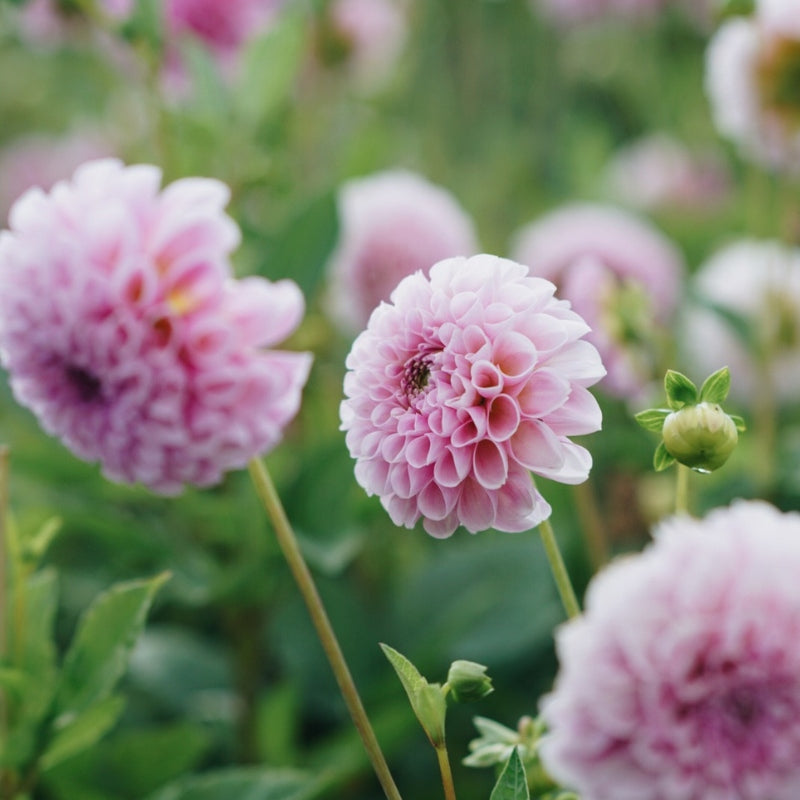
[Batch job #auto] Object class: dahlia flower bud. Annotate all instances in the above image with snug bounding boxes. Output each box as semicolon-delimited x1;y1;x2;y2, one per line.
446;660;494;704
635;367;745;473
341;254;606;538
662;402;739;472
0;158;312;494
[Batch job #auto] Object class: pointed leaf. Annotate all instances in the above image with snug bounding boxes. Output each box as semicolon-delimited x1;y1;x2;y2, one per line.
664;370;698;410
40;695;126;771
633;408;670;433
654;441;676;472
729;414;746;431
380;643;446;746
56;572;170;717
699;366;731;404
490;747;529;800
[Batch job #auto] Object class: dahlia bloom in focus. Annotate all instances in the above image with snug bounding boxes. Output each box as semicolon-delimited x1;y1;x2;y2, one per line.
511;203;684;399
0;159;311;493
706;3;800;170
684;238;800;404
541;500;800;800
340;254;605;538
326;170;478;331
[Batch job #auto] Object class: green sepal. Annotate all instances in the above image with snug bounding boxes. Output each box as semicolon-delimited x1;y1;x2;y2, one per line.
729;414;747;432
380;643;447;747
653;441;676;472
664;370;698;410
490;747;530;800
698;366;731;404
633;408;670;433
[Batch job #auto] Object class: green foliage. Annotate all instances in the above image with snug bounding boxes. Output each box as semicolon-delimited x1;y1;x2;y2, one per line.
664;370;699;410
490;749;529;800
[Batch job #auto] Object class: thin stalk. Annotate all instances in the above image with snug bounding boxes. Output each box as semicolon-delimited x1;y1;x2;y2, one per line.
537;517;581;619
675;464;690;515
248;458;402;800
435;744;457;800
0;446;8;750
571;480;609;571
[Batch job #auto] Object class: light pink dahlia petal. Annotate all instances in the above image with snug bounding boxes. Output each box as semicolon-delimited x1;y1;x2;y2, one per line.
340;253;604;536
226;277;305;347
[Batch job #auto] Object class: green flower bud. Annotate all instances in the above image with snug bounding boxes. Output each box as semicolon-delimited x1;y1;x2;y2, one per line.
662;402;738;472
446;660;494;703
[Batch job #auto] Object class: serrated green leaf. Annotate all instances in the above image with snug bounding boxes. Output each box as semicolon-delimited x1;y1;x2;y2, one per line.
664;370;698;410
380;643;446;746
490;747;529;800
729;414;747;431
40;695;126;771
633;408;670;433
654;441;676;472
698;366;731;404
55;572;170;717
143;767;312;800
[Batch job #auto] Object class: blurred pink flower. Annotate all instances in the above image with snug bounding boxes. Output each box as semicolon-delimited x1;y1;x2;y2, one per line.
511;203;684;399
340;254;605;538
0;159;311;493
705;5;800;170
541;500;800;800
604;133;730;212
0;129;115;226
326;0;407;90
684;238;800;404
535;0;669;26
326;170;478;331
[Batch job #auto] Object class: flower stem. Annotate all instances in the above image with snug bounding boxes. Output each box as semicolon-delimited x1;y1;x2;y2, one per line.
247;458;403;800
675;464;690;515
435;744;457;800
537;517;581;619
0;446;8;748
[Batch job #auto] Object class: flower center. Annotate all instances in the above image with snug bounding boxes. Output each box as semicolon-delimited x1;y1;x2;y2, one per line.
401;352;435;407
65;364;103;403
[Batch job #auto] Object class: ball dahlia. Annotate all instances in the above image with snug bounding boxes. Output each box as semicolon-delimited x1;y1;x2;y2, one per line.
340;254;605;538
540;500;800;800
0;158;311;494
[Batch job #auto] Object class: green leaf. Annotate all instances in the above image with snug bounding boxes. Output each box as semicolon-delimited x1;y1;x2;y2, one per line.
40;695;126;771
664;370;698;410
237;7;308;125
21;515;61;567
490;747;529;800
380;643;447;746
55;572;170;718
633;408;670;433
144;767;312;800
729;414;747;432
698;366;731;404
654;441;676;472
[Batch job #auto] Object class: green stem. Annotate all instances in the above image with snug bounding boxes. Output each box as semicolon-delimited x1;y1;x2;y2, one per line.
435;744;457;800
0;446;7;762
248;458;403;800
537;517;581;619
571;480;609;571
675;464;690;515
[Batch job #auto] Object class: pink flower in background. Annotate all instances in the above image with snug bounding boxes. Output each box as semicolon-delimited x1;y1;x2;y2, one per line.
340;254;605;538
326;170;478;331
17;0;133;45
0;159;311;493
326;0;408;89
705;5;800;170
604;133;730;212
540;500;800;800
684;238;800;404
0;128;115;225
511;203;684;399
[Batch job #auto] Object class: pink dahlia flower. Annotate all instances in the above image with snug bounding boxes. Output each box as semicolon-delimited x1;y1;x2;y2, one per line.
705;7;800;170
326;170;478;331
540;500;800;800
0;158;311;494
340;254;605;538
683;238;800;404
511;203;684;399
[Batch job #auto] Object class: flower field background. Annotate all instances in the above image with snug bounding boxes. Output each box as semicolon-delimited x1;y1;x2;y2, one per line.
1;1;799;799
